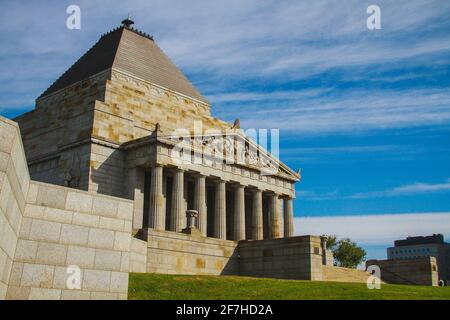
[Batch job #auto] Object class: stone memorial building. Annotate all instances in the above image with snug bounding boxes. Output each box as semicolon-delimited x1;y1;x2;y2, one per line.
0;20;374;300
15;18;299;243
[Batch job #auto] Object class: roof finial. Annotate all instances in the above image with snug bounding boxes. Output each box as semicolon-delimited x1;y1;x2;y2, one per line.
121;15;135;28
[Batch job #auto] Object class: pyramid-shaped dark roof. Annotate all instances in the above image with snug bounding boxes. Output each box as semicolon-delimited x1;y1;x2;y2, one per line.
39;24;207;103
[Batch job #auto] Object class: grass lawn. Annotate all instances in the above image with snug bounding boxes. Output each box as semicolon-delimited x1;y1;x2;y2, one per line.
128;273;450;300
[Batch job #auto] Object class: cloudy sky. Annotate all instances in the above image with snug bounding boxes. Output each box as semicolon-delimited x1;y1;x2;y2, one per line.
1;1;449;259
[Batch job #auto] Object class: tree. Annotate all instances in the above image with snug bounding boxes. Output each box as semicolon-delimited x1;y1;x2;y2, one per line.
326;235;338;250
330;237;366;269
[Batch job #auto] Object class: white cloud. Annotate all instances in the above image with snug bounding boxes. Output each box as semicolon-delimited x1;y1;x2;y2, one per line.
1;0;450;121
391;182;450;194
232;88;450;134
282;145;401;155
350;179;450;199
295;212;450;247
298;179;450;201
296;190;341;201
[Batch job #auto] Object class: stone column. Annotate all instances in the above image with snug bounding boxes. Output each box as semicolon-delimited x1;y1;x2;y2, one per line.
251;189;263;240
148;165;165;230
194;174;207;237
170;169;184;232
214;180;227;239
269;193;282;239
233;184;246;241
283;197;294;237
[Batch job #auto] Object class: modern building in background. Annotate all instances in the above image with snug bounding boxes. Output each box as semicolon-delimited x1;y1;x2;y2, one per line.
387;234;449;283
367;234;448;286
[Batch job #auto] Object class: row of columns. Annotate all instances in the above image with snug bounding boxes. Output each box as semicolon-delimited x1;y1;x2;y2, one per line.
147;165;295;240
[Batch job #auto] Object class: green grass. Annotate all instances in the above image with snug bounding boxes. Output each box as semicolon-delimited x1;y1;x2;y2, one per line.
128;273;450;300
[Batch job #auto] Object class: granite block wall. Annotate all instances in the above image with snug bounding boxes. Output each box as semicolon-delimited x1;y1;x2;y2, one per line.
6;181;134;300
366;257;439;286
0;117;29;299
322;265;370;283
238;236;324;280
27;144;92;190
0;115;137;300
130;238;147;273
14;71;109;189
144;229;239;275
142;231;371;283
99;70;228;145
88;143;126;198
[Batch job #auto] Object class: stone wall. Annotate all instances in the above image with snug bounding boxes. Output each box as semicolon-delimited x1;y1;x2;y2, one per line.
366;257;438;286
139;231;378;283
324;249;334;266
89;143;126;198
238;236;323;280
446;246;450;282
322;265;370;283
130;238;147;273
141;232;370;283
14;71;110;189
144;229;239;275
126;166;146;230
6;181;134;300
0;117;29;299
28;144;92;190
436;244;449;282
100;70;227;144
0;115;137;300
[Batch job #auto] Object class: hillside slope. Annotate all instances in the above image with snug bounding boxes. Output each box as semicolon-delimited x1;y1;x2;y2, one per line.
128;273;450;300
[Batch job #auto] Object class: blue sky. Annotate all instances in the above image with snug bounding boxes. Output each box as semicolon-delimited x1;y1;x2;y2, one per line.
1;0;449;259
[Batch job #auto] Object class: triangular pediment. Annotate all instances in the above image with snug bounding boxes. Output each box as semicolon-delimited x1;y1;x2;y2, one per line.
155;130;300;182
